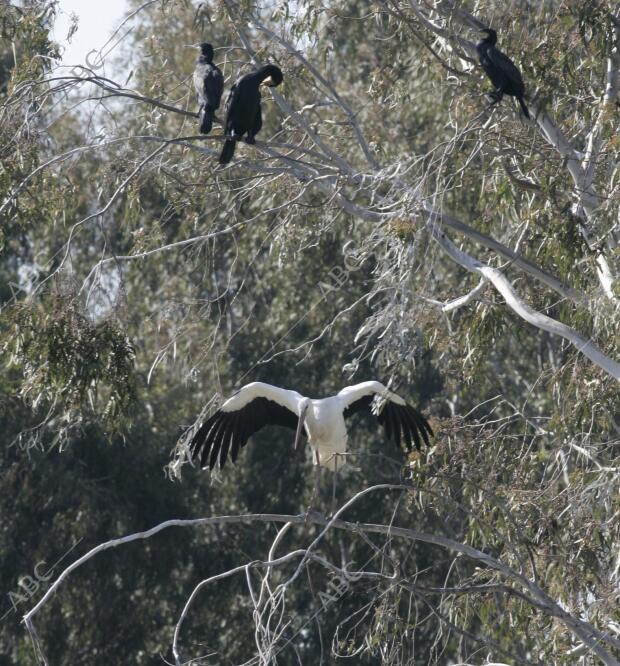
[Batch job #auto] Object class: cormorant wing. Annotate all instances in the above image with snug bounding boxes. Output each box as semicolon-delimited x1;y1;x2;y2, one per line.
340;381;433;452
194;62;224;109
487;46;524;89
203;63;224;109
189;382;303;470
223;81;240;117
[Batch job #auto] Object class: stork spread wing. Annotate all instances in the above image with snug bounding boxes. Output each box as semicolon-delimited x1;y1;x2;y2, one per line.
340;381;433;452
189;383;302;470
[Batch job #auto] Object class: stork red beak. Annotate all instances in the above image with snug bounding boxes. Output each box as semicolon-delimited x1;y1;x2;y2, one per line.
294;403;309;449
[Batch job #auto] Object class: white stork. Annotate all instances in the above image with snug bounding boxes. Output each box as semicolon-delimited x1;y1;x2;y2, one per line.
189;381;433;471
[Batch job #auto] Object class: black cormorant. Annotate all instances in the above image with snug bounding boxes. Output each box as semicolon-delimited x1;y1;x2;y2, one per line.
193;42;224;135
219;64;283;165
477;28;529;119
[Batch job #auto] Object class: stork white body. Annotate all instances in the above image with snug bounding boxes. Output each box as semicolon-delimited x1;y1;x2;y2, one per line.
189;381;432;472
303;395;350;469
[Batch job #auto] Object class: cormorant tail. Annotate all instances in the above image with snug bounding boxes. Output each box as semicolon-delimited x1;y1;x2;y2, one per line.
518;97;530;119
219;139;236;164
200;107;214;134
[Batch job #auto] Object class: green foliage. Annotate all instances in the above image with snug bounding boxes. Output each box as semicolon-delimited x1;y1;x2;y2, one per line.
2;293;137;435
0;0;619;663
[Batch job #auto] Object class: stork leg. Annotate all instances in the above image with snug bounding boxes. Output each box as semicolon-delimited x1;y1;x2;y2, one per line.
330;455;339;517
305;450;323;519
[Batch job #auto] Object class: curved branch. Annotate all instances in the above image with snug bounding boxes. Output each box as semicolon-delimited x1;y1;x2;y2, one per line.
248;18;379;168
428;223;620;381
24;485;620;665
409;0;618;301
9;74;198;119
432;210;590;307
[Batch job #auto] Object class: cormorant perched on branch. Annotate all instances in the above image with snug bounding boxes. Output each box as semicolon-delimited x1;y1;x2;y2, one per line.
193;42;224;135
219;64;283;165
477;28;529;119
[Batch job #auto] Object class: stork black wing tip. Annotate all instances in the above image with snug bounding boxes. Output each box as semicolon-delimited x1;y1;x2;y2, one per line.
208;446;220;470
405;405;434;449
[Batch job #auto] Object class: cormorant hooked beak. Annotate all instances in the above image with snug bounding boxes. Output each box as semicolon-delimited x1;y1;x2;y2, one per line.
294;402;309;450
262;76;275;87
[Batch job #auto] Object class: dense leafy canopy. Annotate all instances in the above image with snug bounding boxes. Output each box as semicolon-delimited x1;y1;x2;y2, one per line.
1;0;619;664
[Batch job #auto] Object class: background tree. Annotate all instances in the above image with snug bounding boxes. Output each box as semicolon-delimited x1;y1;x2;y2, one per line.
1;0;619;664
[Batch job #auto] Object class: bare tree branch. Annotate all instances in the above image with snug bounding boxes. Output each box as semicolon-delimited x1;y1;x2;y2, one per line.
24;485;620;665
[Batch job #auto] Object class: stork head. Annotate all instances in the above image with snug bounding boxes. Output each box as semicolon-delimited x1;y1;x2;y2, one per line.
294;398;311;450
